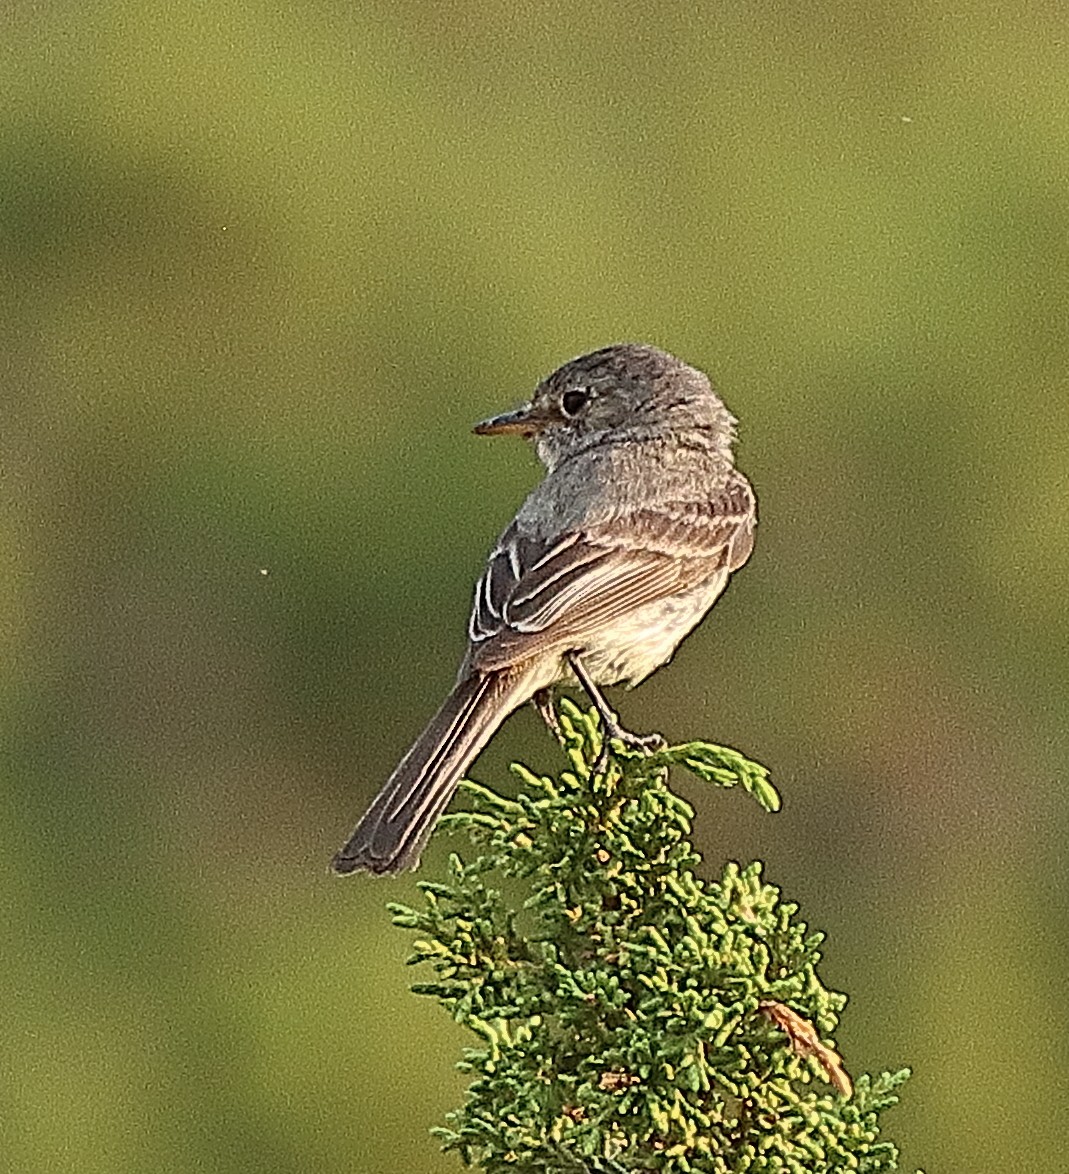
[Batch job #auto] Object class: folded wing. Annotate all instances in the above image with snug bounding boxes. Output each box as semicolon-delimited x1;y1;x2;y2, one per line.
466;471;755;673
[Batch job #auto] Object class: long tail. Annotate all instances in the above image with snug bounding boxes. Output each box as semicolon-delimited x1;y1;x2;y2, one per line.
331;667;535;875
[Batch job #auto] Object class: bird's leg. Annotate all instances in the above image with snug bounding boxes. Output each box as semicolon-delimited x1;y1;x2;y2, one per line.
532;687;565;743
566;653;665;773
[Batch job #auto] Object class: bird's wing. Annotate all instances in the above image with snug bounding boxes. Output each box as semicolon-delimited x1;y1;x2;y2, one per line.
466;472;755;672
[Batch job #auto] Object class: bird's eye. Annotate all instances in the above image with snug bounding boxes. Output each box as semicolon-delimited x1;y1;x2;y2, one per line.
561;388;591;416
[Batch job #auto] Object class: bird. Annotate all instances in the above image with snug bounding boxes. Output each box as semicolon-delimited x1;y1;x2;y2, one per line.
331;343;756;875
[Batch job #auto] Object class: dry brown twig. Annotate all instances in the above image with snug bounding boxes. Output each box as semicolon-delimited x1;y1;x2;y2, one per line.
759;1000;853;1098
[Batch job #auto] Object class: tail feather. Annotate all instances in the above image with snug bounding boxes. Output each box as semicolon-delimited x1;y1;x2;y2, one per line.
332;668;532;875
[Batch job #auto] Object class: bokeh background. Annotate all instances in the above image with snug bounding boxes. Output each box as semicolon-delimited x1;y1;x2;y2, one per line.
2;3;1067;1171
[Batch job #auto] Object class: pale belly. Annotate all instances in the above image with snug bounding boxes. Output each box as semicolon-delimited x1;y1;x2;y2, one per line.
569;569;730;688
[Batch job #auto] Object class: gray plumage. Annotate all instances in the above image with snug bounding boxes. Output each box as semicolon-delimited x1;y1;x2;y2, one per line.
332;343;756;876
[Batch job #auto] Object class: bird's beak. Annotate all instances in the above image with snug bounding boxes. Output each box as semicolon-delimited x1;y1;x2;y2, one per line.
472;403;542;437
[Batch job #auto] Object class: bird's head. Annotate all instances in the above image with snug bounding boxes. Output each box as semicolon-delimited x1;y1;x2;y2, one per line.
473;343;736;470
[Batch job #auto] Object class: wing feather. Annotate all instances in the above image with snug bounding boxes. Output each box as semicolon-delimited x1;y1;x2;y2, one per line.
465;471;755;672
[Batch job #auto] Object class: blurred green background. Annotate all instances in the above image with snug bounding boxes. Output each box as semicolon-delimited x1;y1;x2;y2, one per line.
2;2;1066;1171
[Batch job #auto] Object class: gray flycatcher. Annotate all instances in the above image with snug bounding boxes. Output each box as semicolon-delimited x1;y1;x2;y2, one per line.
332;343;756;875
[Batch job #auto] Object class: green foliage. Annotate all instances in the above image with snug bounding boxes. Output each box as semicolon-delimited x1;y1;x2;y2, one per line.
390;700;912;1173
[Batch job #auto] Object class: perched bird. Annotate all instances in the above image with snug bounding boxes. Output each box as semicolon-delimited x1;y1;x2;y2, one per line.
332;343;756;875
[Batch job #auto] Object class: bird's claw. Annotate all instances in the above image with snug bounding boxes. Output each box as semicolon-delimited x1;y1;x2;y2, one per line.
533;688;567;744
591;721;666;775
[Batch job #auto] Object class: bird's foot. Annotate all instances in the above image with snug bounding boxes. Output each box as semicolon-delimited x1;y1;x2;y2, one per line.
532;688;566;744
592;715;666;775
564;652;666;774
